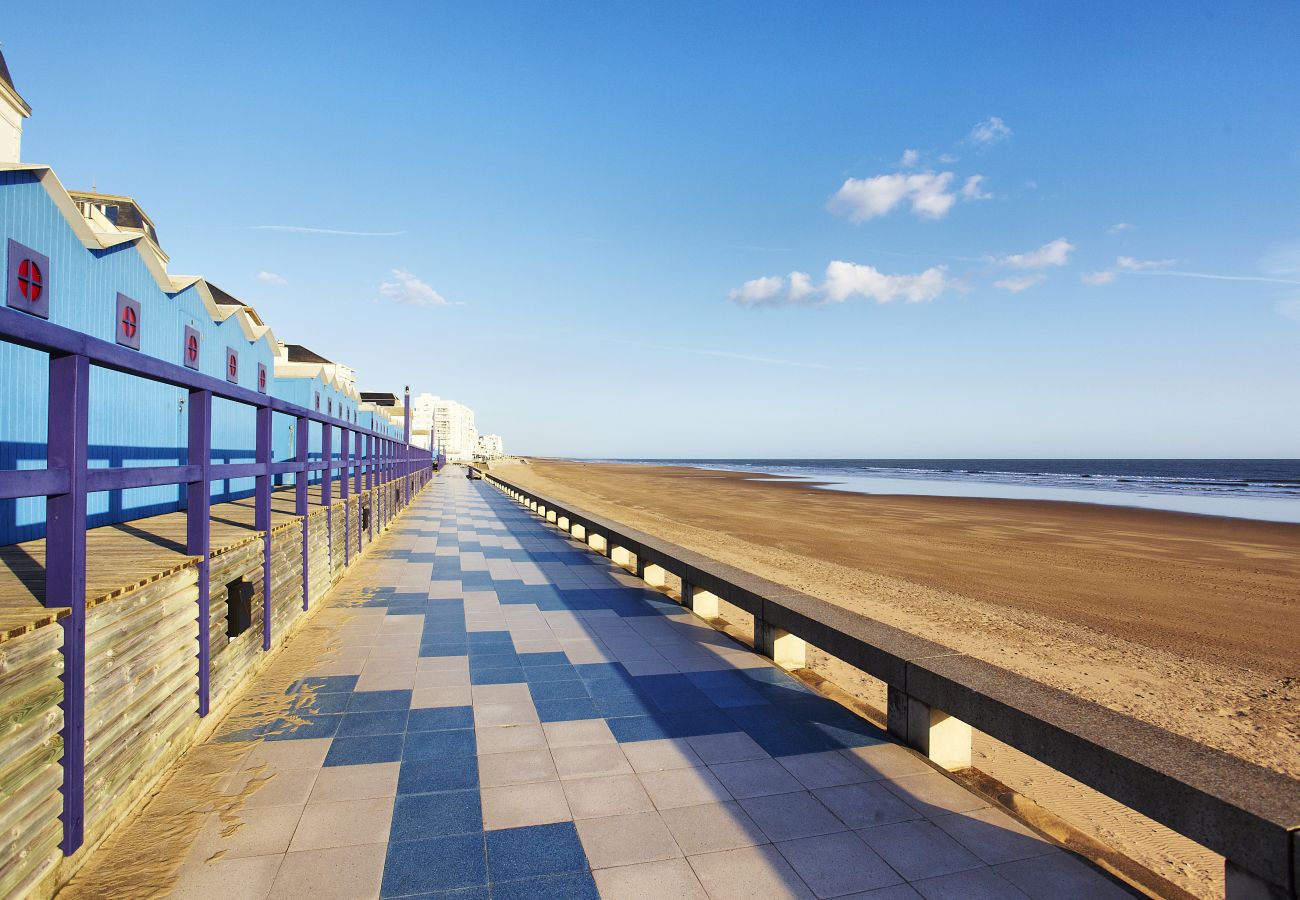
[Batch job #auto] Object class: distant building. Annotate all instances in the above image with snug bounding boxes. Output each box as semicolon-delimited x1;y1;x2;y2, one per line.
410;393;478;462
0;50;31;164
476;434;505;459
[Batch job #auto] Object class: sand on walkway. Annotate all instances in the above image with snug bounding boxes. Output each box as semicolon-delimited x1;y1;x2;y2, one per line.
492;458;1300;898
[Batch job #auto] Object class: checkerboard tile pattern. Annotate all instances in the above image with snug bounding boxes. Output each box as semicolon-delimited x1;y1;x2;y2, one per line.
143;475;1132;898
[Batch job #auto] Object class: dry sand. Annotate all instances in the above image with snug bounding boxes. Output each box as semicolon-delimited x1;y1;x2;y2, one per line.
493;458;1300;898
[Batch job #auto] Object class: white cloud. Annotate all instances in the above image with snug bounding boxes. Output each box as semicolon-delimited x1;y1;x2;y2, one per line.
899;149;920;167
1107;222;1134;235
1081;270;1116;286
960;175;992;201
968;117;1012;145
379;269;455;307
729;262;955;308
993;274;1046;293
256;271;288;286
1116;255;1177;270
251;225;406;236
727;275;786;306
1000;238;1075;269
938;153;960;164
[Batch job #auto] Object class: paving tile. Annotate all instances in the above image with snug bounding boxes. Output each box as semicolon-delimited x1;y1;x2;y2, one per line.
857;819;985;881
390;789;483;840
778;750;873;790
380;833;486;896
478;748;559;788
242;737;332;772
288;796;394;852
710;758;806;799
491;872;599;899
840;743;933;781
403;727;477;761
230;768;319;809
408;705;475;732
482;780;573;830
542;718;615;748
486;821;590;882
347;689;413;712
775;831;904;898
659;800;769;855
687;844;815;900
411;685;474;708
814;781;925;829
739;790;848;842
685;731;769;764
477;723;549;755
574;811;683;868
323;733;404;767
912;867;1031;900
638;766;733;810
992;851;1133;899
552;744;634;780
593;858;708;900
930;807;1056;865
308;761;400;803
168;852;283;900
621;738;705;773
396;756;479;795
561;774;656;819
192;804;304;860
882;771;989;818
337;710;408;737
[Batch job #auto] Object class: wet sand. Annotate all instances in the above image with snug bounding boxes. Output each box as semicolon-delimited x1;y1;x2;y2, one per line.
492;458;1300;897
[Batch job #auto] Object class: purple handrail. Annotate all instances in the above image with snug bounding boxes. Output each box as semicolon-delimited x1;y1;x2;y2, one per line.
0;304;433;855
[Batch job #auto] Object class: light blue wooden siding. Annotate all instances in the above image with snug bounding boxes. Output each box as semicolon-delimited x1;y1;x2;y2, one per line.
1;170;386;545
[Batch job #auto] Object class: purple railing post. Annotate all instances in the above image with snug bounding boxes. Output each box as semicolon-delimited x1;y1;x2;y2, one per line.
186;389;212;717
48;352;89;855
295;415;309;611
340;426;350;566
322;423;333;577
255;405;272;651
366;433;374;541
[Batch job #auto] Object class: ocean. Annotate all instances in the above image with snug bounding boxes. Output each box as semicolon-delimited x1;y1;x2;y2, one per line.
583;459;1300;523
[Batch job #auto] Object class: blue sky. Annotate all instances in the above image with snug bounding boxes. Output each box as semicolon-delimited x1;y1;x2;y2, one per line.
7;2;1299;457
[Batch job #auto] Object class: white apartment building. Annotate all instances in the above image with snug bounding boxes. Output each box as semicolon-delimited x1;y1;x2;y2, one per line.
410;393;478;462
476;434;504;459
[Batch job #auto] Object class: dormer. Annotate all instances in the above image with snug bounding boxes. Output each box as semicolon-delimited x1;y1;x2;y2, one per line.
67;190;170;270
0;48;32;164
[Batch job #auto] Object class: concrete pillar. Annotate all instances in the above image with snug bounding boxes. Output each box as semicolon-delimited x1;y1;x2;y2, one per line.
572;523;586;541
611;545;633;567
641;563;666;588
557;515;569;531
755;619;807;670
590;534;609;555
887;687;972;771
682;583;720;618
546;510;557;524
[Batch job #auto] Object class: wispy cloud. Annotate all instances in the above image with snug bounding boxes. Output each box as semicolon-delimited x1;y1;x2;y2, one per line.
1081;270;1116;286
1116;255;1177;271
1107;222;1134;235
899;148;920;167
729;261;956;308
379;269;459;307
993;274;1046;293
256;271;288;285
251;225;406;236
968;116;1012;146
999;238;1075;269
1124;269;1300;286
960;175;992;201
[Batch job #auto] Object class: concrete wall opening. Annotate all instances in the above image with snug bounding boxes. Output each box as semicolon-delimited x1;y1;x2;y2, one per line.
225;577;254;639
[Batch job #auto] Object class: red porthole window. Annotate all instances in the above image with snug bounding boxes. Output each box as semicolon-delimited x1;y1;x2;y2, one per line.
315;393;320;411
226;348;239;383
258;363;268;393
7;240;51;319
328;398;333;416
183;326;201;370
116;293;141;350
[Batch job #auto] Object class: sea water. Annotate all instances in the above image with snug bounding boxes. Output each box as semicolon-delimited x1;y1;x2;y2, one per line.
586;459;1300;524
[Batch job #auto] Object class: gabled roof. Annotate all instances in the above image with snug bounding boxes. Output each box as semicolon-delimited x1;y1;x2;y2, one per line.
0;48;30;116
360;392;399;407
285;344;333;365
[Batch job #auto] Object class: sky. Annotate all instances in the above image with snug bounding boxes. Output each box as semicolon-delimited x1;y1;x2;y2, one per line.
5;2;1299;458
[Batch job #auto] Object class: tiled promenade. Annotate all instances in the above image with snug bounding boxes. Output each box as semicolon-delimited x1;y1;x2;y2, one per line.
77;474;1132;899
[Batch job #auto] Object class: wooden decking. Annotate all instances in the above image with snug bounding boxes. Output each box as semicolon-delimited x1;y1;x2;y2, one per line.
0;487;337;643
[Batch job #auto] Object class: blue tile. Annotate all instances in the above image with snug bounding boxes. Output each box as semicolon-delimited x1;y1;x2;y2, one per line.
264;715;342;741
349;690;414;712
337;710;409;737
468;631;514;645
469;653;521;671
486;823;588;883
706;687;769;708
391;790;483;840
527;681;590;702
422;647;470;659
490;873;599;900
649;689;717;714
518;652;569;668
398;757;479;795
381;833;486;897
404;728;477;760
665;710;735;738
522;665;580;684
471;667;527;685
289;691;353;715
592;695;657;718
408;706;475;732
534;698;601;723
325;733;404;766
288;675;359;694
605;715;675;743
574;663;627;681
583;678;641;699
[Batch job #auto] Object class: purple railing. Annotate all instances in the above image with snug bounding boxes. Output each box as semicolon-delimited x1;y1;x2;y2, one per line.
0;304;433;855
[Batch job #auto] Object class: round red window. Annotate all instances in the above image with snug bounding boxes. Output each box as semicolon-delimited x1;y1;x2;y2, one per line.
120;305;138;338
186;334;199;361
227;354;238;378
17;259;43;302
